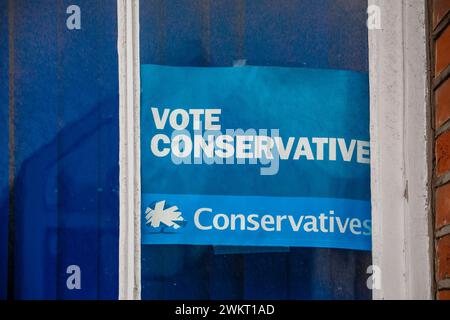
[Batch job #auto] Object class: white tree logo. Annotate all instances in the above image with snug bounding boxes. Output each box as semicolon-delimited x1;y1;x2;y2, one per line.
145;200;186;231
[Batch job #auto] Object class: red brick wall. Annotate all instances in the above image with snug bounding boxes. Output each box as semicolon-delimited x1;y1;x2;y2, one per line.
430;0;450;301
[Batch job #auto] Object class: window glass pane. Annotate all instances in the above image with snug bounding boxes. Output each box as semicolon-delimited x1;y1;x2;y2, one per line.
139;0;371;300
0;0;9;300
0;0;372;300
0;0;120;299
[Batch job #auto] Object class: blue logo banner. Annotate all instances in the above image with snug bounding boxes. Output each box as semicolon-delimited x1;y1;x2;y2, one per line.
142;194;371;250
140;64;371;251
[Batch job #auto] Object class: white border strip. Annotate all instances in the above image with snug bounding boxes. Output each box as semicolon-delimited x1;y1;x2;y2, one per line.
118;0;141;300
369;0;432;300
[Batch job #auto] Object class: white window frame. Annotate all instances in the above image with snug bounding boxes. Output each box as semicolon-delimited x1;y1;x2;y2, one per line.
118;0;141;300
368;0;432;300
117;0;433;300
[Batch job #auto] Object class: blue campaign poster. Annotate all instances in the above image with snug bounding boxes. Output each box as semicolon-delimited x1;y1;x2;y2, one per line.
140;64;371;251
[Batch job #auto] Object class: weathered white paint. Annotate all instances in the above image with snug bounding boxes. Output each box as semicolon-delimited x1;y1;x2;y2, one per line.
369;0;432;300
118;0;141;300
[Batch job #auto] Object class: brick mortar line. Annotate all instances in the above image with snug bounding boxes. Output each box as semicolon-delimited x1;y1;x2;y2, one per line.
436;224;450;238
433;65;450;90
435;118;450;137
435;171;450;187
438;279;450;290
433;10;450;39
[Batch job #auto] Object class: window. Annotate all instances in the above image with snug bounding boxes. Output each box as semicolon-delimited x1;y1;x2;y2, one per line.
0;0;433;300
